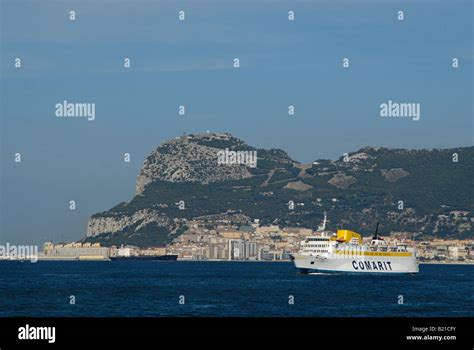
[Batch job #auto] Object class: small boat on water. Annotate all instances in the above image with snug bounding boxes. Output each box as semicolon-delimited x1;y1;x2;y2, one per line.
110;246;178;261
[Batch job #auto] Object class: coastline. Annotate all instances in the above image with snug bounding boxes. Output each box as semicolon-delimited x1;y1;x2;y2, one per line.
419;260;474;265
3;258;473;265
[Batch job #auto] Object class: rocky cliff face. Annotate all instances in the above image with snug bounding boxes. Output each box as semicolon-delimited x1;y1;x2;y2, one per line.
135;133;253;194
86;209;172;237
84;133;473;247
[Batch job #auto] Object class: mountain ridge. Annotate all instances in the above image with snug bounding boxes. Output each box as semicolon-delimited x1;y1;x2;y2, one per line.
84;133;473;247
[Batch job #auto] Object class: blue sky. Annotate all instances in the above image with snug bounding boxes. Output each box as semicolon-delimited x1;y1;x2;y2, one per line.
1;0;472;244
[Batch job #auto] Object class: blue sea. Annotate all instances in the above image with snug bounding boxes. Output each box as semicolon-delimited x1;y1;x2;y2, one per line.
0;261;472;317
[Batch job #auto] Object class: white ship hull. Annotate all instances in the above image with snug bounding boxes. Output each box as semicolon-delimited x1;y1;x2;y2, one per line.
292;254;419;274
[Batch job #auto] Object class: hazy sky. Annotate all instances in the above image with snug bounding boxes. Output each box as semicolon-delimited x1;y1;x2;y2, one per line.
1;0;472;244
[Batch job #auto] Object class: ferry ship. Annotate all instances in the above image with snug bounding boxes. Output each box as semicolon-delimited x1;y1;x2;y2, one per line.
290;214;418;274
